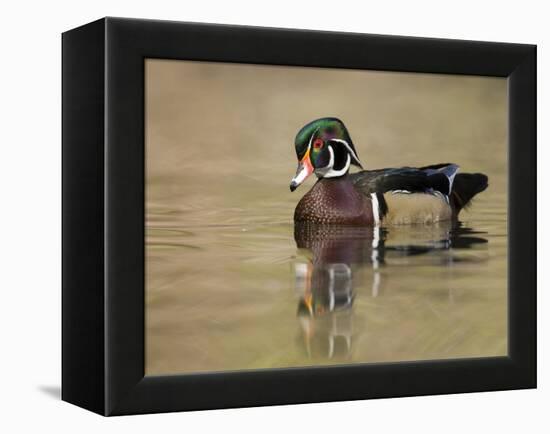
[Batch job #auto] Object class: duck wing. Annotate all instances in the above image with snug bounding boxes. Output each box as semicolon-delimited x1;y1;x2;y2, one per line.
350;163;459;197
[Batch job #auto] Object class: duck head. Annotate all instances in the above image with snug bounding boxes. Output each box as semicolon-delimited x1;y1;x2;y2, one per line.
290;117;363;192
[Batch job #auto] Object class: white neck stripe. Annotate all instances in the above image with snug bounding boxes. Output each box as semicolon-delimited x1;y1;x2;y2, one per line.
320;146;351;178
329;138;361;165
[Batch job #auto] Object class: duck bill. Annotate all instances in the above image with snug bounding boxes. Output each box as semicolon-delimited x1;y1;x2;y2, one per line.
290;150;314;192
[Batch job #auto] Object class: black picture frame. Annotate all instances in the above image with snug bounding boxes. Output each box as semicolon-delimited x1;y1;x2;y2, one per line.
62;17;536;416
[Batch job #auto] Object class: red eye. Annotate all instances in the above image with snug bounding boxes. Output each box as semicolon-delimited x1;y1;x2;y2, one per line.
313;139;323;149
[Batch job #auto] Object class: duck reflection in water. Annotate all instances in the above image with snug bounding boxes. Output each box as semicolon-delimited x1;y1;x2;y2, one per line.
293;221;488;360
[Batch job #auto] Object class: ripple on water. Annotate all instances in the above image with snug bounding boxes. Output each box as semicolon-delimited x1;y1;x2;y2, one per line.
146;196;508;374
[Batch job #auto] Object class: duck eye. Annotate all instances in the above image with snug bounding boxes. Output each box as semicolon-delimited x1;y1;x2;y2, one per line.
313;139;323;150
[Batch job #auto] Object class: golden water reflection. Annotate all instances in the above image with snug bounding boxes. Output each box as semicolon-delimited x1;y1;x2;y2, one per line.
293;222;489;360
146;209;507;375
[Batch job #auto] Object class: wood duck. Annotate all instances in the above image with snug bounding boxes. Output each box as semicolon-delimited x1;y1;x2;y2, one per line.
290;117;488;225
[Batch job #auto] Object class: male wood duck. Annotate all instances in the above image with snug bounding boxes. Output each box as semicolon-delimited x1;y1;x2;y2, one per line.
290;117;488;225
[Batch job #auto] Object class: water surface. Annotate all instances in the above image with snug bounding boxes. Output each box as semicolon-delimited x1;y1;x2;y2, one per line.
145;185;507;374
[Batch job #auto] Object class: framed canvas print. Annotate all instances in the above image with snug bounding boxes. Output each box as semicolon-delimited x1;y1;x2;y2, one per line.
62;17;536;416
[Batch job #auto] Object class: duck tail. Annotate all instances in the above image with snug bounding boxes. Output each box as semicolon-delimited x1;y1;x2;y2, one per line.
451;173;489;213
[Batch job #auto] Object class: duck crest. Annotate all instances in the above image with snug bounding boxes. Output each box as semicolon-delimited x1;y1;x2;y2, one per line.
294;176;375;225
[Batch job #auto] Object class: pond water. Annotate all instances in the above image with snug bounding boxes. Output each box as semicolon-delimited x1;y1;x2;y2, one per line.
144;60;507;375
145;177;507;375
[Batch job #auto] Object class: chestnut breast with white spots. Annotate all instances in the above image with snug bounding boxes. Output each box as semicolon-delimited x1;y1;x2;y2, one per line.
294;176;374;225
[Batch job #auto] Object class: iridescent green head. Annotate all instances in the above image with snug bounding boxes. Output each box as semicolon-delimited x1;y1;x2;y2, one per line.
290;117;362;191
